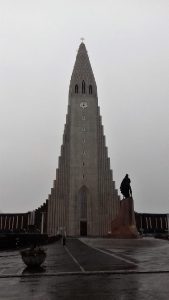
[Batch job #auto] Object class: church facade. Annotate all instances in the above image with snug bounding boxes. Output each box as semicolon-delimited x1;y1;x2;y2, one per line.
47;43;120;237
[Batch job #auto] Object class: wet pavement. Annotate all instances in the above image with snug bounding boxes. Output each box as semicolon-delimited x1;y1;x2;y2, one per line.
1;237;169;299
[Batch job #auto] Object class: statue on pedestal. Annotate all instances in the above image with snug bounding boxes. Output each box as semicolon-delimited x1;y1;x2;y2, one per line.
111;174;138;238
120;174;132;198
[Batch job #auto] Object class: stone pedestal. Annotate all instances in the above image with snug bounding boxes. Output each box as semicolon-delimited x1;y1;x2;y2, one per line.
111;197;138;238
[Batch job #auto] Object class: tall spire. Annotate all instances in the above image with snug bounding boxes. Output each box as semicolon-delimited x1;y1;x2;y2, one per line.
47;42;120;237
69;43;97;98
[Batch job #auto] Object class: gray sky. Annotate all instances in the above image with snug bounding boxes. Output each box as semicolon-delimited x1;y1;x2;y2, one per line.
0;0;169;213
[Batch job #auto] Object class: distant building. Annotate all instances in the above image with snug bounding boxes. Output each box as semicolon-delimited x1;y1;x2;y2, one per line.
0;213;28;233
0;201;48;234
135;212;168;234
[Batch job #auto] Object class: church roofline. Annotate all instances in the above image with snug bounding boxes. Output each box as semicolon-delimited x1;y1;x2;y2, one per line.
69;42;97;98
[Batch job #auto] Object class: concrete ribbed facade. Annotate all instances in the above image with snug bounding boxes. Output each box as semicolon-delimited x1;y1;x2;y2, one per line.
47;42;120;236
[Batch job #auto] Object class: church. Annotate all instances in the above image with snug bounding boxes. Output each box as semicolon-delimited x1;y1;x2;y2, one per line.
47;42;120;237
0;43;168;238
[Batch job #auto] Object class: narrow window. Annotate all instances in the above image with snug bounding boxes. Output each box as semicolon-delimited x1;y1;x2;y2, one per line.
75;84;78;94
82;81;85;94
82;127;86;131
82;116;85;120
89;85;92;94
83;162;85;166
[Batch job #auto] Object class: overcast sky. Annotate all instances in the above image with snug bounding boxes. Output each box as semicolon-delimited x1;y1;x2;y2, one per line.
0;0;169;214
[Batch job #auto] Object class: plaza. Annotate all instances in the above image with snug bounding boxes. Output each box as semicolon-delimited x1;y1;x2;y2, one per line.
1;238;169;299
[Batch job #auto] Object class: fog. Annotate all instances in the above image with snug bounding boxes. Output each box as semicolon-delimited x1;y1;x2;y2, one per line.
0;0;169;213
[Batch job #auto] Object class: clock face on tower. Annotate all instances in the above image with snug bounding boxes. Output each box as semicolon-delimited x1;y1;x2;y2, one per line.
80;102;88;109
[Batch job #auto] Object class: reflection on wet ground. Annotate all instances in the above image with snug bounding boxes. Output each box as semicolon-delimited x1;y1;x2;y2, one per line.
1;273;169;300
0;237;169;299
22;266;46;275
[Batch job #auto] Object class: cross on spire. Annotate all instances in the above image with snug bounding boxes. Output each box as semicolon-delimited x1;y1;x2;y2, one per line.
80;37;85;43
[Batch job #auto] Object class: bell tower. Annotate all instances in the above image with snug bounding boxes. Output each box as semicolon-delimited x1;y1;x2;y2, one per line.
47;42;120;236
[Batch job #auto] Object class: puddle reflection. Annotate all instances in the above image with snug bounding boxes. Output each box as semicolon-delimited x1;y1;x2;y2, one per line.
22;266;46;275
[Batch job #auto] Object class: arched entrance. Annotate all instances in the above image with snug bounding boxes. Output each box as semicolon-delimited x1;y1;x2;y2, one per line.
78;185;88;236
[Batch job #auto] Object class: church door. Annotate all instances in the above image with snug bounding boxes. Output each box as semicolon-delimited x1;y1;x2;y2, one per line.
80;221;87;236
79;186;88;236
